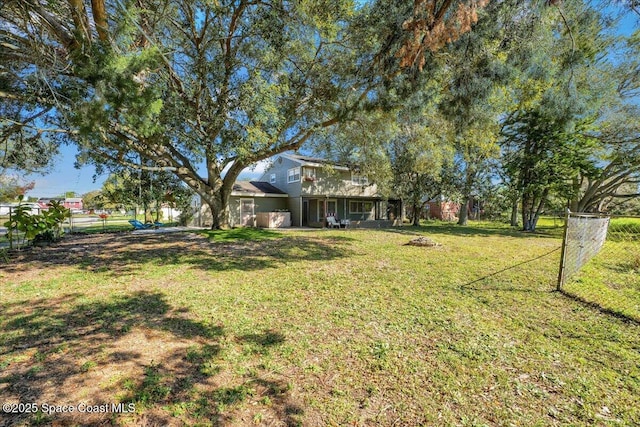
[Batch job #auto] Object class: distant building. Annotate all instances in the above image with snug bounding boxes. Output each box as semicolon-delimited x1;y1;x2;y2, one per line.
36;197;63;210
63;197;84;211
427;199;460;221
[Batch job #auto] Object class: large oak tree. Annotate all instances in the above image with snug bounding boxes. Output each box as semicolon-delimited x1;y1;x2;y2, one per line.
0;0;487;228
2;0;370;228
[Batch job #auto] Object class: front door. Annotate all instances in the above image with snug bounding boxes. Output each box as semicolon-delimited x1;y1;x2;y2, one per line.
327;199;337;217
240;199;254;226
303;200;309;226
317;200;324;222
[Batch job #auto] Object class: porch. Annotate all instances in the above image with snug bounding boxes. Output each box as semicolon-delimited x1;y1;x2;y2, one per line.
301;197;401;228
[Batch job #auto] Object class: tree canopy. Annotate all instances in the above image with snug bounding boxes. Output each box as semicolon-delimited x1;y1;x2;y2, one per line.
2;0;367;227
2;0;638;230
0;174;35;203
0;0;489;228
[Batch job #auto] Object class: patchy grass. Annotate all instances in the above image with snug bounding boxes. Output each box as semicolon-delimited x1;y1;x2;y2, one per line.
196;227;283;242
0;223;638;426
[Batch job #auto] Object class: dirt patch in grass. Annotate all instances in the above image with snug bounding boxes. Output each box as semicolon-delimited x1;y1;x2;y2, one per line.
2;232;210;275
1;231;352;279
0;289;303;426
0;288;227;425
0;231;350;426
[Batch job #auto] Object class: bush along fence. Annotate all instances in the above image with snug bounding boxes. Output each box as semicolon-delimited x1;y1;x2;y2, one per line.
2;198;70;250
557;211;640;321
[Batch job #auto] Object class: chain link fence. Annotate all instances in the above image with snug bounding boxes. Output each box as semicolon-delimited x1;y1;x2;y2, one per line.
1;205;134;250
1;204;188;250
1;204;43;249
558;212;640;321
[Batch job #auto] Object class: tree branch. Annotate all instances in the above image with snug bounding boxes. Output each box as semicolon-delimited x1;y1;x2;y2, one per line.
91;0;109;41
24;0;77;49
68;0;91;45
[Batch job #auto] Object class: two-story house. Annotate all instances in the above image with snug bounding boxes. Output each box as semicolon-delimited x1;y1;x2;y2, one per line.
233;154;400;227
36;197;83;212
63;197;84;211
198;153;401;228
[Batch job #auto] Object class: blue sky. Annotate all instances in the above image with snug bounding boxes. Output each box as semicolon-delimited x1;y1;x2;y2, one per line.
24;5;638;198
25;146;103;197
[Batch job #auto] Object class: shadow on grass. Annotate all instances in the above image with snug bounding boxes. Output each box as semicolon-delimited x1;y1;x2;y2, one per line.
0;292;222;352
2;231;356;276
69;225;133;235
606;231;640;243
459;247;562;292
239;329;287;348
558;289;640;326
0;292;303;426
197;227;283;242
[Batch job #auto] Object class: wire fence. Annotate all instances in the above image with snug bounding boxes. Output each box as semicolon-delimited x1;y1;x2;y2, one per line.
0;205;173;249
558;212;640;321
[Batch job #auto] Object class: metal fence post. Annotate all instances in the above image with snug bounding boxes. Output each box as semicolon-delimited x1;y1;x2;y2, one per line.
8;206;13;250
557;209;570;291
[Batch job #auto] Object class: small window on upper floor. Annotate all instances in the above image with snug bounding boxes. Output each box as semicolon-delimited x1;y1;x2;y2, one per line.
351;173;368;186
270;173;276;184
303;167;316;181
287;167;300;183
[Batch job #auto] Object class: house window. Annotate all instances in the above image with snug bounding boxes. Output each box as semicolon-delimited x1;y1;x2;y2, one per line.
349;201;373;213
303;167;316;181
270;173;276;184
351;173;368;186
287;167;300;183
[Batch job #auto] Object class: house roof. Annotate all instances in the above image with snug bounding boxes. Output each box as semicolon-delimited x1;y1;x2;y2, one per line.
281;153;351;171
231;181;288;197
65;197;83;202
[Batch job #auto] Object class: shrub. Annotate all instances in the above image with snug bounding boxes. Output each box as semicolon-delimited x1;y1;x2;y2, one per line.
3;197;70;249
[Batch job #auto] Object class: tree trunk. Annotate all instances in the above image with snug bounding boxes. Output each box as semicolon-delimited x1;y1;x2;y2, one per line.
173;162;237;230
510;196;519;227
90;0;108;41
522;193;532;231
457;196;469;225
522;189;548;232
200;190;230;230
529;189;549;231
457;166;475;226
570;197;580;212
400;199;408;223
411;200;420;226
569;176;581;212
527;199;544;231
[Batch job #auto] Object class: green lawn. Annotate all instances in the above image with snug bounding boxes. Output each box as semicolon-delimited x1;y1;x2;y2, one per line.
1;223;638;426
